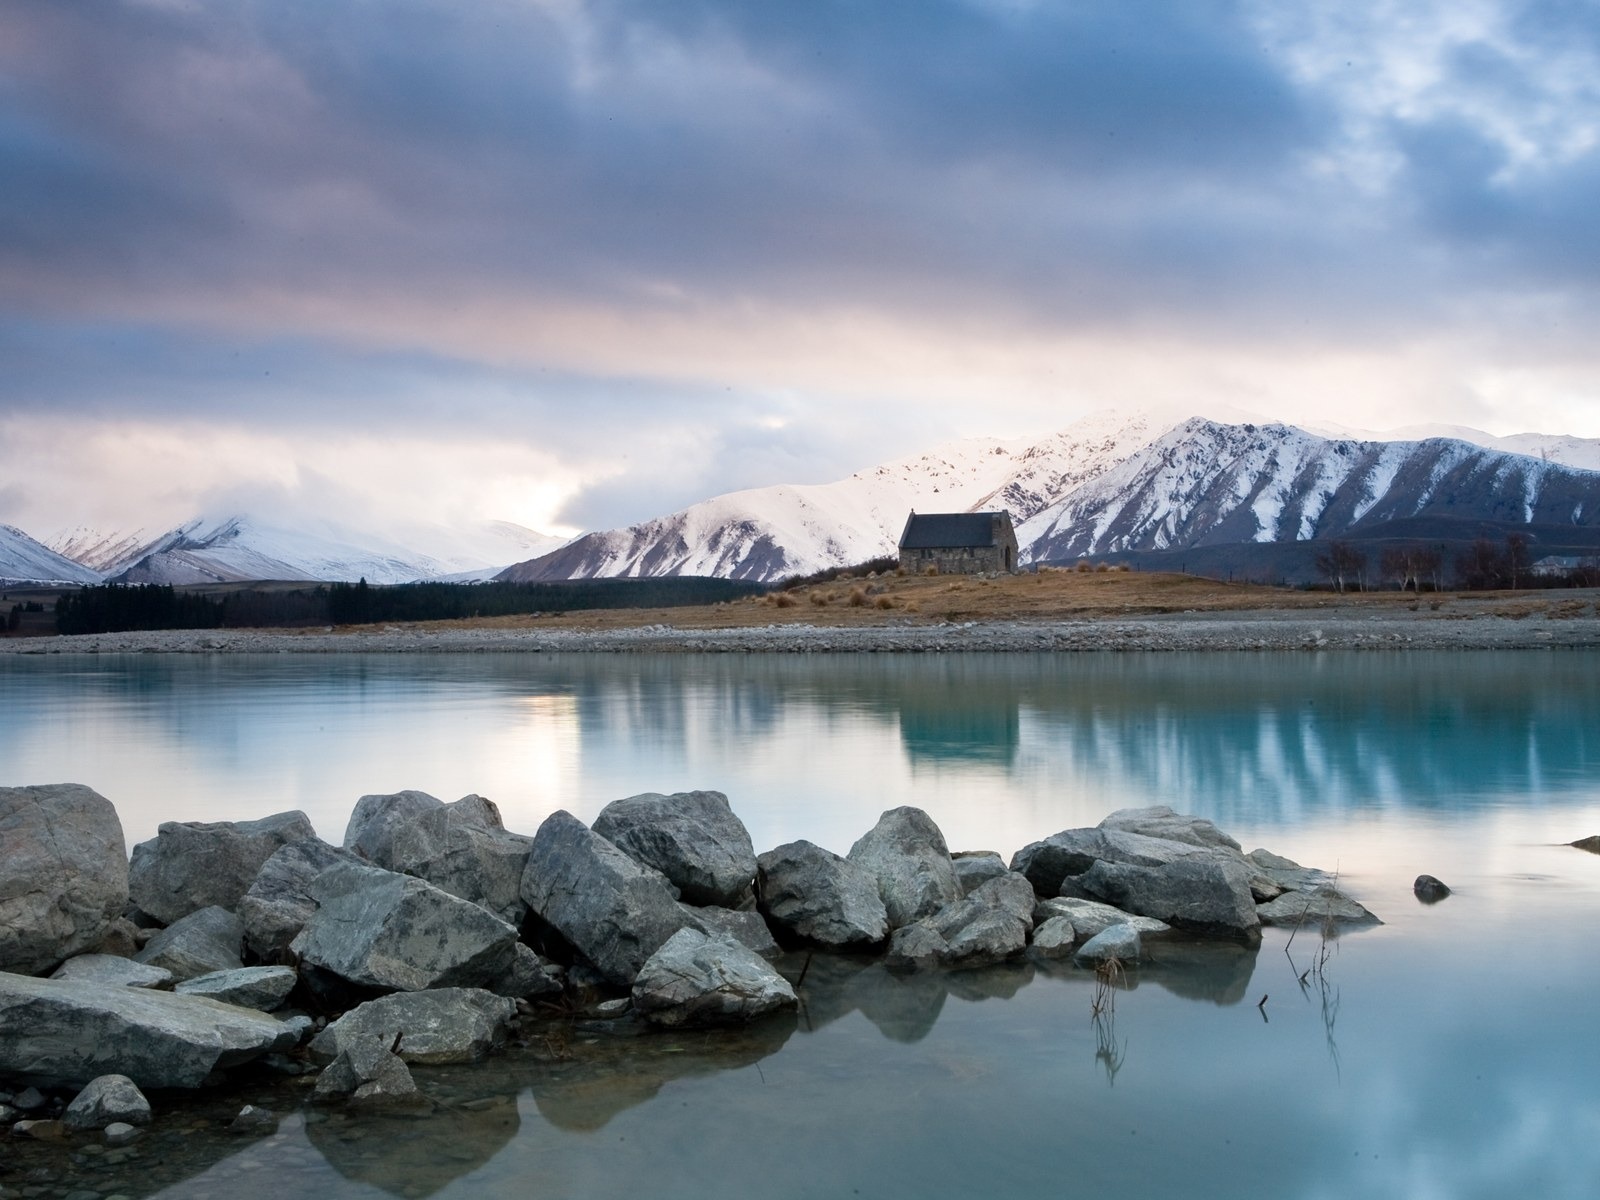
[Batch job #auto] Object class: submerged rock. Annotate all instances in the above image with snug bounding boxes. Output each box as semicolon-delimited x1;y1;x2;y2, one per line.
62;1074;151;1131
313;1038;430;1113
0;971;296;1090
631;928;797;1027
344;791;532;925
128;810;316;927
228;1104;279;1135
1413;874;1452;903
1571;836;1600;854
520;810;691;987
293;861;520;993
756;840;888;950
0;783;129;976
847;807;960;929
133;906;246;982
1256;888;1381;927
592;790;758;908
308;988;517;1066
239;837;360;961
1074;924;1142;967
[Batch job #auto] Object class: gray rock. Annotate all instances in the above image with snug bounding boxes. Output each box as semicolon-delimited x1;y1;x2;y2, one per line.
51;955;173;990
128;811;316;927
12;1118;65;1140
228;1104;278;1135
103;1121;142;1146
630;929;797;1028
885;923;949;972
1569;835;1600;854
1099;806;1242;853
84;917;142;960
13;1085;45;1109
313;1038;429;1112
0;784;129;975
0;971;297;1089
488;943;565;1000
847;807;960;929
174;966;297;1011
1074;923;1142;967
519;810;691;987
1246;848;1337;895
1077;856;1261;938
884;872;1035;971
308;988;517;1065
940;906;1030;967
592;790;758;908
343;791;532;925
952;852;1008;895
293;861;520;993
1257;888;1382;927
133;907;245;982
63;1075;150;1131
238;838;359;961
1028;915;1077;958
1413;874;1451;903
1009;828;1116;895
687;906;781;961
1032;897;1172;942
756;840;888;950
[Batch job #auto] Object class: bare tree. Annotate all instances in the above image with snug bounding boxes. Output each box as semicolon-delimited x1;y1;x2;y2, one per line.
1315;541;1368;593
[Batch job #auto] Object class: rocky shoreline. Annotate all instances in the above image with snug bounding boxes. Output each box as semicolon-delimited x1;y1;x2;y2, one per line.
2;603;1599;655
2;781;1379;1179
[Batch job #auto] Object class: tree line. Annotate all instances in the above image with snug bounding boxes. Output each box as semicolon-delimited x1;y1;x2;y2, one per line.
1313;535;1600;593
54;577;767;635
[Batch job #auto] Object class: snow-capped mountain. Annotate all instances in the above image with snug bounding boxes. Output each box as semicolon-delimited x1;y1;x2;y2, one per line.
499;413;1600;583
1303;421;1600;472
0;525;103;585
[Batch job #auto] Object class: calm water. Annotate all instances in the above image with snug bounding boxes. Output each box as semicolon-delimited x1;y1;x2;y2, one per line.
4;651;1599;1200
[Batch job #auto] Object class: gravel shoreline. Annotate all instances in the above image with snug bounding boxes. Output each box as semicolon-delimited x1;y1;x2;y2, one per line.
5;606;1599;654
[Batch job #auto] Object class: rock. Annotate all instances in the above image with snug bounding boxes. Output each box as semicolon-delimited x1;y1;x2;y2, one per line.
1077;856;1261;938
102;1121;142;1146
952;852;1008;895
1075;924;1142;967
885;923;948;972
14;1086;46;1110
84;918;142;960
308;988;517;1065
1099;806;1241;853
227;1105;278;1135
0;784;129;975
174;966;297;1011
1032;897;1171;943
846;807;960;929
0;971;296;1089
1571;835;1600;854
519;810;691;987
292;861;520;993
313;1039;429;1112
1028;915;1077;958
884;873;1034;971
756;840;888;950
1257;888;1382;927
12;1118;65;1140
133;906;245;982
238;838;360;961
630;929;797;1028
128;810;316;927
592;790;758;907
488;943;564;1000
687;906;781;960
51;955;173;990
1413;874;1452;903
63;1075;150;1131
343;791;532;925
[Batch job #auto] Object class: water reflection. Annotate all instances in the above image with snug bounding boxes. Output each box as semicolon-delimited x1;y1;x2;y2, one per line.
306;1094;520;1198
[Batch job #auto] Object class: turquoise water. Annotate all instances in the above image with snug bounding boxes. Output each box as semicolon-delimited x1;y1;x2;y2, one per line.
3;651;1599;1199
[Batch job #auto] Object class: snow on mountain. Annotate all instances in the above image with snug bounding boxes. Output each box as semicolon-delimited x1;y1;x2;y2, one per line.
0;525;103;585
1303;421;1600;473
45;526;174;576
501;412;1175;582
1019;418;1600;561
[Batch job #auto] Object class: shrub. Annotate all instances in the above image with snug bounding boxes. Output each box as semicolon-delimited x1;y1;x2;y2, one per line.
874;594;895;609
848;587;868;607
773;591;798;608
923;564;939;576
809;590;829;606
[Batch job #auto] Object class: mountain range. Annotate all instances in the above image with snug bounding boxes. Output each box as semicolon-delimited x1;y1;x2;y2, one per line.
5;412;1599;588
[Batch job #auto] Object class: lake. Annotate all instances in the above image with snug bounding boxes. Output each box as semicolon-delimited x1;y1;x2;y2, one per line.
3;650;1599;1200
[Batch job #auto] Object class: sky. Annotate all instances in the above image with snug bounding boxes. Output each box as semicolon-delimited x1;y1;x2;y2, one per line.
4;0;1600;542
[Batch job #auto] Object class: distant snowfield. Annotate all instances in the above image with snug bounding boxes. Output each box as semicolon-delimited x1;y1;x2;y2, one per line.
10;410;1600;586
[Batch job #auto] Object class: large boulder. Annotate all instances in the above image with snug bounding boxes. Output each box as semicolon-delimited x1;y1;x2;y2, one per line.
847;808;960;929
0;971;297;1090
688;906;781;961
756;840;888;950
1076;857;1261;938
239;837;360;961
519;810;691;987
885;872;1034;971
591;790;757;907
0;784;129;975
631;929;797;1027
293;862;520;993
1012;808;1250;898
128;810;317;927
343;791;532;925
133;906;245;982
308;988;517;1065
1099;806;1242;853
